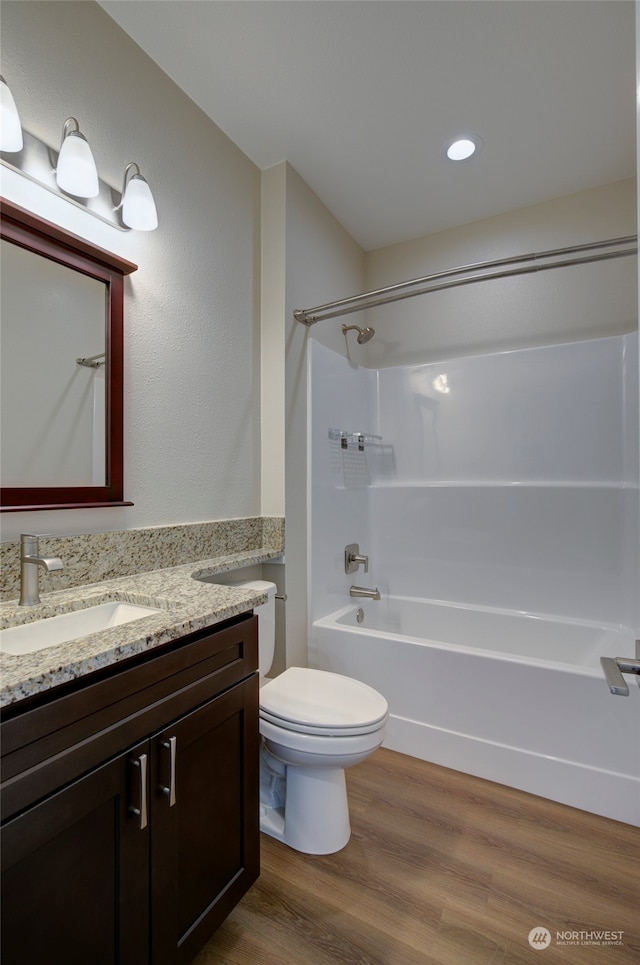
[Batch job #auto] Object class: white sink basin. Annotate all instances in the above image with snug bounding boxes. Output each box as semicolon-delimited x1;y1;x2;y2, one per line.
0;602;162;656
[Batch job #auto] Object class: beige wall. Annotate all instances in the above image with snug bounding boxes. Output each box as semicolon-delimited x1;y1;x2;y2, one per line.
365;178;637;367
262;162;366;672
0;1;261;541
637;1;640;483
260;165;287;519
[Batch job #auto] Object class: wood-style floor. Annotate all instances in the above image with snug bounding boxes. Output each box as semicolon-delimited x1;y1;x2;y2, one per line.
192;748;640;965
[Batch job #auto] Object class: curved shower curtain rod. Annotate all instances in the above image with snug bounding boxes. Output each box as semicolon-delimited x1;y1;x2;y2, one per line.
293;234;637;326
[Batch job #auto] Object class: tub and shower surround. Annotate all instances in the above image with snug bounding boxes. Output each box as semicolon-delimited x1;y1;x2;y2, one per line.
310;333;638;626
308;333;639;824
372;333;639;626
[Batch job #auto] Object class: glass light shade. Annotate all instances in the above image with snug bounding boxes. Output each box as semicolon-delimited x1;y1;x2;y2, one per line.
122;174;158;231
0;77;23;152
56;131;99;197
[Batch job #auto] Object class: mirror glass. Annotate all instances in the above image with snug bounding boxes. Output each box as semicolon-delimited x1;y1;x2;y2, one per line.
1;240;107;486
0;199;137;511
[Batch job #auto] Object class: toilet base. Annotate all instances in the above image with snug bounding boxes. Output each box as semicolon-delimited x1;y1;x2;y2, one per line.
260;762;351;855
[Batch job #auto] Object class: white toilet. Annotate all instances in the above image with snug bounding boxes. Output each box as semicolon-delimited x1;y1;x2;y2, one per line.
233;580;388;855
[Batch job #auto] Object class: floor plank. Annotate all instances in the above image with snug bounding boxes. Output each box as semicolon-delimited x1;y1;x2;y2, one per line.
192;748;640;965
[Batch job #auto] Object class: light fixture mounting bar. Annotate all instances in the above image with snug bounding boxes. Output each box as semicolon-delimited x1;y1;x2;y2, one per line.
0;128;128;231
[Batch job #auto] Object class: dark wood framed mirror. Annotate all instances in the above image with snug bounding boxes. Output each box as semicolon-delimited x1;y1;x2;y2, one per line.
0;198;137;511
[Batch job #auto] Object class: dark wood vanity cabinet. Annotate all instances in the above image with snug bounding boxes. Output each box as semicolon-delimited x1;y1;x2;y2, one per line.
2;739;150;965
150;679;258;965
0;613;260;965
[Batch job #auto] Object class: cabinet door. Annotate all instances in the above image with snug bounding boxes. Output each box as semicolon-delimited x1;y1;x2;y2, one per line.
150;674;260;965
1;741;150;965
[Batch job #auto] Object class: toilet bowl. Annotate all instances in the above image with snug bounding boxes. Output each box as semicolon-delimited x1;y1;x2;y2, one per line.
230;580;388;854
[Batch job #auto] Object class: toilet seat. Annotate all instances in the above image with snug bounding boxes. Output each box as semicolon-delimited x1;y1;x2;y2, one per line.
259;667;388;737
259;709;385;737
260;715;386;759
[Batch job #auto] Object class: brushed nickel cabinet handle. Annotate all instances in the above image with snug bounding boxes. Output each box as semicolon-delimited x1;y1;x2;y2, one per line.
160;736;177;807
129;753;148;830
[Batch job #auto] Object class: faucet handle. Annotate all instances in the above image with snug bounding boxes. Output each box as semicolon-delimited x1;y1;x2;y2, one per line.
345;543;369;574
20;533;49;556
20;533;56;548
20;533;40;553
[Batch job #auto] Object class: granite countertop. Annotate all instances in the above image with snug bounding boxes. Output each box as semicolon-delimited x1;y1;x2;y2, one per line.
0;547;275;709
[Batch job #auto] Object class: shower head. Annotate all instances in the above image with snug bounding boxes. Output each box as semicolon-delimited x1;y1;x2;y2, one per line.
342;324;376;345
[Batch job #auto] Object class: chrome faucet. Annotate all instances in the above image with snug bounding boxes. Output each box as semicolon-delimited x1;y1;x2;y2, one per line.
349;585;381;601
19;534;64;606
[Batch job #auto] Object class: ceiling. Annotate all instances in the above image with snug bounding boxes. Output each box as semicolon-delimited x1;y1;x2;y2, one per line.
99;0;636;252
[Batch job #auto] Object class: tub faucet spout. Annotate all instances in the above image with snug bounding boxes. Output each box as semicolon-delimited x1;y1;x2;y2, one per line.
349;585;381;601
19;534;64;606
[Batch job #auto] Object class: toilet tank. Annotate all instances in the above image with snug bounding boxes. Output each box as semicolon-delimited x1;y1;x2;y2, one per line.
228;580;277;679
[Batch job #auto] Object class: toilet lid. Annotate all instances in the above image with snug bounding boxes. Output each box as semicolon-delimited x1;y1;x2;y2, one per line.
259;667;388;736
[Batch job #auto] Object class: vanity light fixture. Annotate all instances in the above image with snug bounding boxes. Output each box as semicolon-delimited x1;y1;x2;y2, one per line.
445;136;483;162
119;162;158;231
0;77;158;230
55;117;99;198
0;75;23;153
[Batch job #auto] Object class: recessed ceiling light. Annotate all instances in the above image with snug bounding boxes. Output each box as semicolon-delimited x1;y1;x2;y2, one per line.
445;136;483;161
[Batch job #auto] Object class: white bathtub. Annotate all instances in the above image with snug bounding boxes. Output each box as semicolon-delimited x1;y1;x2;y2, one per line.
310;597;640;826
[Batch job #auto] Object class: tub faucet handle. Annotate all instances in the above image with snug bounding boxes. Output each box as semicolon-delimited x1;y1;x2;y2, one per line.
345;543;368;575
600;640;640;697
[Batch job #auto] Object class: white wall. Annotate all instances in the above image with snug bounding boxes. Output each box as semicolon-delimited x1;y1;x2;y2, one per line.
0;1;261;540
365;179;637;367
